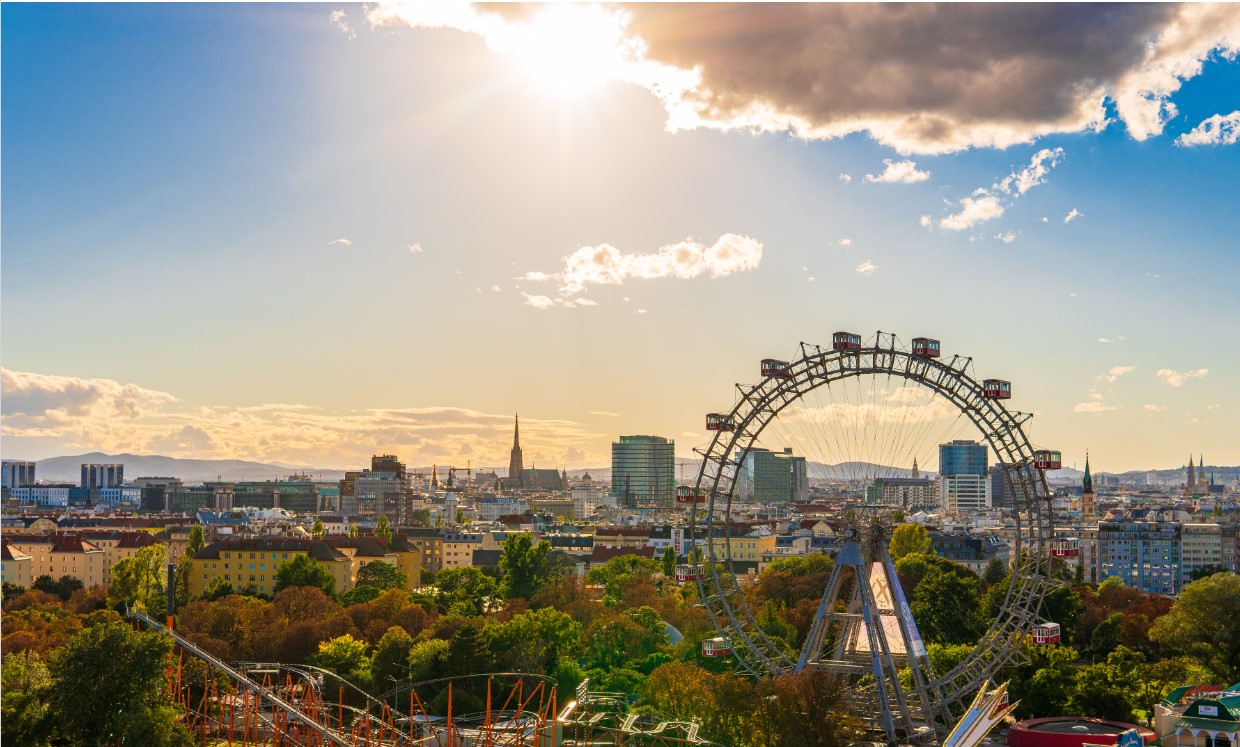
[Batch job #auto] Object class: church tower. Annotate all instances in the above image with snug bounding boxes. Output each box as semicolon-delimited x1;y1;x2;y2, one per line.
912;457;920;479
1187;454;1196;493
1082;452;1095;522
1198;455;1206;489
508;414;524;488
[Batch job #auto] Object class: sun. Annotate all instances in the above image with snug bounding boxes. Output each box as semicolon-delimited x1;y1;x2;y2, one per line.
500;5;634;97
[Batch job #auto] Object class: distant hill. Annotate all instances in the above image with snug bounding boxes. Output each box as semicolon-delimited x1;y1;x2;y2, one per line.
34;453;348;484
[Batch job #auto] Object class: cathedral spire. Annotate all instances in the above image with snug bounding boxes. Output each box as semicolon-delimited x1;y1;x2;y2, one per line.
508;413;524;488
1082;451;1095;521
1198;455;1206;487
912;457;919;479
1187;454;1196;489
1083;452;1092;493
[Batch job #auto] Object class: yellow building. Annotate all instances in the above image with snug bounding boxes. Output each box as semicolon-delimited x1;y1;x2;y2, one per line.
78;531;165;586
701;531;778;563
189;538;352;598
1;538;33;587
5;533;107;588
324;535;422;590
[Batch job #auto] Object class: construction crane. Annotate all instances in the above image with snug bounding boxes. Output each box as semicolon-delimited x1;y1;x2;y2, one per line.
446;461;472;494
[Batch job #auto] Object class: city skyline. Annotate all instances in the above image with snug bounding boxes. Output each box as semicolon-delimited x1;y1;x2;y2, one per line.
3;4;1239;472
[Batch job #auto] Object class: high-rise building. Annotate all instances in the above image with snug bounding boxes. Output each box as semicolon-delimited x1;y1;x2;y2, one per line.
611;435;675;508
988;465;1010;508
736;447;807;504
2;460;36;491
938;440;990;513
81;463;124;490
939;440;988;477
1100;520;1182;596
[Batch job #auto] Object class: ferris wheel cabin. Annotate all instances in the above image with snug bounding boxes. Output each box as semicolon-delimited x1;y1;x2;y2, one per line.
1032;622;1061;645
983;379;1012;399
706;413;736;431
676;486;706;504
675;564;703;583
1033;450;1062;470
832;331;862;350
761;358;793;378
1051;537;1081;557
701;636;733;657
912;337;941;358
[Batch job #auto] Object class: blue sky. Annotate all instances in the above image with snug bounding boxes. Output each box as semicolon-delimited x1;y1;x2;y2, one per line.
3;3;1238;472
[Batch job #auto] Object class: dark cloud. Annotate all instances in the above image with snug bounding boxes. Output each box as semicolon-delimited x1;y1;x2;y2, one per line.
625;3;1175;152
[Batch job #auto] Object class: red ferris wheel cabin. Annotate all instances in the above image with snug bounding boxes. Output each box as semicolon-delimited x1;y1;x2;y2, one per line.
983;379;1012;399
911;337;941;358
832;331;862;350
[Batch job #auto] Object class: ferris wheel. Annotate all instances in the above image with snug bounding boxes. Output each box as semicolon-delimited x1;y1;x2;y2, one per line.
687;331;1059;745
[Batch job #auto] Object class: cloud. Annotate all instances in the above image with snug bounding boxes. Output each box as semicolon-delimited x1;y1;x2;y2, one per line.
3;368;612;467
1041;216;1049;223
1157;368;1209;387
1112;4;1240;140
1064;208;1083;223
854;260;878;275
330;9;356;39
523;233;762;304
839;173;852;183
588;411;620;417
371;4;1240;154
940;194;1006;231
864;159;931;183
490;285;501;292
1142;403;1166;412
408;243;424;253
521;293;597;310
635;308;648;314
1098;336;1126;344
838;238;853;247
919;215;933;228
1176;110;1240;146
1095;365;1135;383
329;238;353;246
1074;401;1118;414
939;148;1063;230
995;231;1017;244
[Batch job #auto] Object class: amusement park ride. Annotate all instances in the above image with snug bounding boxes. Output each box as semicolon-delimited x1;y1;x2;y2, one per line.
685;331;1065;747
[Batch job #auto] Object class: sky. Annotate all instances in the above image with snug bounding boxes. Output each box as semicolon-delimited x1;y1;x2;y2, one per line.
2;3;1239;474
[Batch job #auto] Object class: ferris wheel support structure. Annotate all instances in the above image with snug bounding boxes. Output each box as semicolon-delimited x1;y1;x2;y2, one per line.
690;332;1057;743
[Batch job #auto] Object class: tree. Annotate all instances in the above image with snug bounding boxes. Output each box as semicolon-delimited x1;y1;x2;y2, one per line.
2;581;28;603
982;558;1007;586
429;566;497;616
174;552;194;609
49;621;192;746
1090;612;1123;661
348;522;359;538
1190;564;1232;581
587;554;661;604
1149;571;1240;682
186;525;206;556
889;523;933;561
199;577;235;601
2;650;54;746
311;518;326;539
108;544;168;615
33;574;83;601
375;515;393;544
273;554;336;596
405;638;451;681
499;533;558;599
911;568;981;646
486;607;583;674
661;547;676;579
312;634;371;680
355;561;408;592
371;626;414;685
1066;662;1135;722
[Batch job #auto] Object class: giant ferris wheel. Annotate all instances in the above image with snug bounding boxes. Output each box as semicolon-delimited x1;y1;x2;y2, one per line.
685;331;1061;745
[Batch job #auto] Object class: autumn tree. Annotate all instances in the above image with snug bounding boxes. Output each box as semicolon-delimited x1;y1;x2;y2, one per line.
1;650;54;746
107;544;168;615
499;533;560;599
889;523;934;561
375;515;393;544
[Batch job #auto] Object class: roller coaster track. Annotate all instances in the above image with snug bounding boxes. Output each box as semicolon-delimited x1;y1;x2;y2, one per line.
129;608;356;747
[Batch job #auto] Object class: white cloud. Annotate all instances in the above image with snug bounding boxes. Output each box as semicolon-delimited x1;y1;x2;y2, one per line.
330;9;356;39
523;233;762;305
864;159;931;183
854;260;878;275
1098;336;1126;344
490;285;501;292
635;308;648;314
940;194;1006;231
1113;4;1240;140
1095;365;1135;383
1206;403;1221;411
1157;368;1209;387
329;238;353;246
939;148;1064;230
408;243;424;253
1074;401;1118;414
839;173;852;183
588;410;620;417
919;215;933;229
838;238;853;247
1142;403;1166;412
806;276;816;282
1041;216;1049;223
522;293;556;310
995;231;1017;244
521;293;596;310
1176;110;1240;146
1064;208;1083;223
